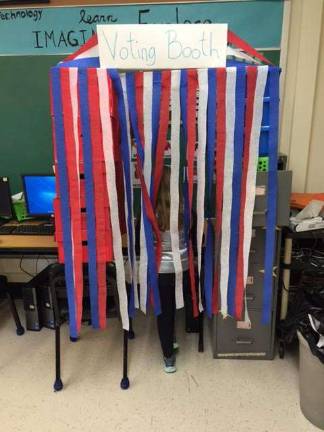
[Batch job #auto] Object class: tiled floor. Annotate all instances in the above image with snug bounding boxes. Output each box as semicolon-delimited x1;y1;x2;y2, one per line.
0;301;318;432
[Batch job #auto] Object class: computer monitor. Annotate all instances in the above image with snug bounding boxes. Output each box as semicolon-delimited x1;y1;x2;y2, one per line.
22;175;56;217
0;177;12;218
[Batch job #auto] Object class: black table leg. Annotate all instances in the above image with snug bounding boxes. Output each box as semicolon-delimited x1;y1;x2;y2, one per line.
6;290;25;336
48;263;64;392
128;317;135;340
54;324;63;391
120;330;130;390
198;312;204;353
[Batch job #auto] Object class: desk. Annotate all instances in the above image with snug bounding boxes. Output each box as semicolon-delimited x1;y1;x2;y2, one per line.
0;231;57;286
280;228;324;320
0;220;58;256
0;235;57;255
0;226;52;335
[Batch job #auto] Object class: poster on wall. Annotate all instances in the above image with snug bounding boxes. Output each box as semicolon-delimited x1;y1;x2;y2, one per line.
0;0;49;4
0;1;283;57
97;23;228;69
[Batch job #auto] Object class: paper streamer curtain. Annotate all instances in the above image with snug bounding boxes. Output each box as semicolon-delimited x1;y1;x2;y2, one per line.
50;34;279;339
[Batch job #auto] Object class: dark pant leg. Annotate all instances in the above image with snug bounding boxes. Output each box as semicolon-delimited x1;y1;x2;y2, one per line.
157;273;175;359
183;270;200;333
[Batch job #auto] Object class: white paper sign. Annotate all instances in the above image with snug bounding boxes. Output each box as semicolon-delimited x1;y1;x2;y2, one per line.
97;24;227;69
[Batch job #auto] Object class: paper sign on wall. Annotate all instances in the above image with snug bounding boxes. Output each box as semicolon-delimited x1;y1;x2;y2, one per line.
97;24;227;69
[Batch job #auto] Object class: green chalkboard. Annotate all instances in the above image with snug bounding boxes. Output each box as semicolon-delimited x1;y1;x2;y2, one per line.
0;49;280;194
0;55;62;193
0;1;284;193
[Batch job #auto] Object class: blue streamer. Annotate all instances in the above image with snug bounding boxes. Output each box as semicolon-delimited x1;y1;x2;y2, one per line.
262;67;280;324
203;69;217;317
227;67;246;316
151;71;162;199
78;69;99;328
108;69;136;318
51;68;78;338
125;72;161;316
204;222;214;318
59;58;100;69
180;70;191;250
180;70;188;136
206;68;216;212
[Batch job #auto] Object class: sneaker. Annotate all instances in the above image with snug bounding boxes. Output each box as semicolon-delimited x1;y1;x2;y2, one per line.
173;341;180;351
164;354;177;373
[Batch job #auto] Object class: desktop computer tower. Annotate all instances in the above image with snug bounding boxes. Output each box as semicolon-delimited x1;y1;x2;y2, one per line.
38;286;55;329
22;285;42;331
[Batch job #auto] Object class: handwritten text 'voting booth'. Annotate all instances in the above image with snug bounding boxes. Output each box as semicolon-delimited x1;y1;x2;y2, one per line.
97;24;228;69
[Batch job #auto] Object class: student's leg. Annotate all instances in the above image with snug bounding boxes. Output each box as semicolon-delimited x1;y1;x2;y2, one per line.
157;273;175;359
183;270;199;333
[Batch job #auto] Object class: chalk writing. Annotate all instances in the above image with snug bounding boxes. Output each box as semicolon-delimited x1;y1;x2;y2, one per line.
138;7;212;25
79;9;118;25
0;9;42;22
33;29;94;49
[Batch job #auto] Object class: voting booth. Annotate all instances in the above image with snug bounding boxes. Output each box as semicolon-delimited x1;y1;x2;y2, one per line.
50;25;279;348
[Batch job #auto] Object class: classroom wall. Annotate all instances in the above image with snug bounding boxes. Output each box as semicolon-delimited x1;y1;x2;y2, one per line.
280;0;324;192
306;13;324;193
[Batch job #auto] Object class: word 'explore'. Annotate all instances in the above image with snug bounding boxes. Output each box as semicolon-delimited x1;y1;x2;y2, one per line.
97;24;227;69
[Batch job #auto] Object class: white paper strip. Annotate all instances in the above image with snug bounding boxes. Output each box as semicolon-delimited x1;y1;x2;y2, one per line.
97;68;129;330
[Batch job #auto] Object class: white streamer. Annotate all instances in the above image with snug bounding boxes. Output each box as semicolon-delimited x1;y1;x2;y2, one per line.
243;66;269;293
170;70;184;309
68;68;80;291
120;75;138;309
137;72;153;312
97;69;129;330
220;68;237;317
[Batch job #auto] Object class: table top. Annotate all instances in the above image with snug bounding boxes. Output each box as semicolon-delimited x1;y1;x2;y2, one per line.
284;227;324;240
0;220;57;255
0;234;57;253
0;220;128;255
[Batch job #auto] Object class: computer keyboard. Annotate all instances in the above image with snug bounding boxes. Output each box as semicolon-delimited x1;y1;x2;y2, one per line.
0;225;16;235
12;224;55;236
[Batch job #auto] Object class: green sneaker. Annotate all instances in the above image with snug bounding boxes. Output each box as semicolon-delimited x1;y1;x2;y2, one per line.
173;341;179;351
164;355;176;373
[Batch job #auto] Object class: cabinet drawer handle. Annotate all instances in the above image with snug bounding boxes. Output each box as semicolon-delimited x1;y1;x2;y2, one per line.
246;295;255;301
253;210;268;216
235;338;254;345
259;266;278;278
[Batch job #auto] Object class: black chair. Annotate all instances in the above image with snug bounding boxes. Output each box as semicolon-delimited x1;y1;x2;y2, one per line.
0;275;25;336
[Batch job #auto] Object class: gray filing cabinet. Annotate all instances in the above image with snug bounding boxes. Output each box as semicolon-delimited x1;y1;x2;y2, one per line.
212;170;292;360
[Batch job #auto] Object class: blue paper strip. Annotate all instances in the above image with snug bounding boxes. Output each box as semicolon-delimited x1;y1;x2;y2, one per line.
78;69;99;328
125;72;161;315
227;67;246;316
262;67;279;324
151;71;162;200
203;68;217;317
180;70;190;250
51;67;78;338
108;69;136;318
